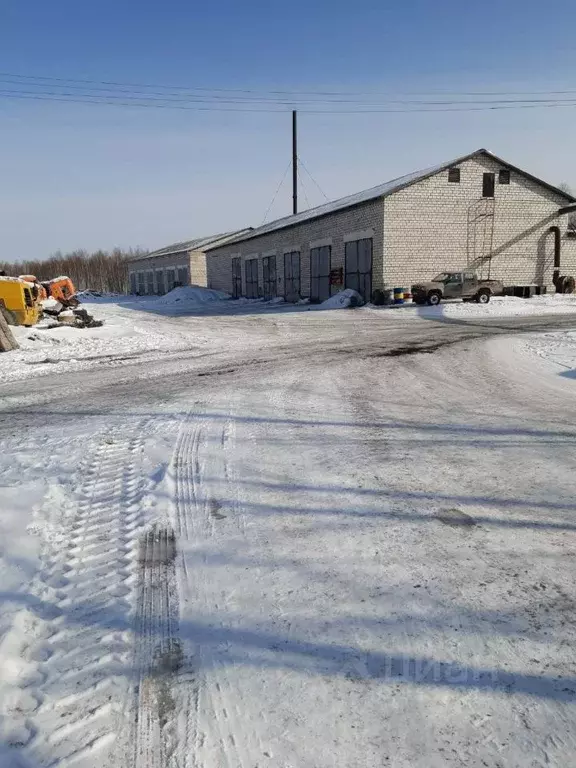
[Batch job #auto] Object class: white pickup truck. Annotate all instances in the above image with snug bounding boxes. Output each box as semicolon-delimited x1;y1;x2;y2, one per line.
411;270;504;306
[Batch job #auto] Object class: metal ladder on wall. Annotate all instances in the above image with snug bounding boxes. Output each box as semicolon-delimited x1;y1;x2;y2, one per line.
466;198;496;279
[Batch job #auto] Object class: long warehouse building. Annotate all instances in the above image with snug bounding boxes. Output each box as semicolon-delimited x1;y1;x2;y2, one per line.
205;149;576;302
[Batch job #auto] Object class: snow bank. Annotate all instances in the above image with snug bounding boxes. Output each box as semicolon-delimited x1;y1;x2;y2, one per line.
442;294;576;317
156;286;230;305
0;308;196;384
521;330;576;375
368;293;576;318
318;288;364;309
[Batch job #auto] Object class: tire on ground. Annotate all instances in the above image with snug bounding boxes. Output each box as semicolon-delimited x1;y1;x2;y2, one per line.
426;291;442;306
475;289;491;304
556;275;576;294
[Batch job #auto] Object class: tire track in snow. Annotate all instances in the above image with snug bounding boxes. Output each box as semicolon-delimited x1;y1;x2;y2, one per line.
131;523;183;768
22;428;147;767
171;410;263;768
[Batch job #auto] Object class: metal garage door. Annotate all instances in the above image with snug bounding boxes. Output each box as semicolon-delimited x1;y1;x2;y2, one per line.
262;255;277;299
155;270;165;295
129;273;137;294
177;266;189;286
146;272;154;294
245;258;259;298
232;257;242;298
166;268;176;292
310;246;331;302
345;238;373;302
284;251;301;301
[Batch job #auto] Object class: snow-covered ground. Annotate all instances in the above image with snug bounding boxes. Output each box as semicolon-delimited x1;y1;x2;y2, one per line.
2;291;576;767
3;289;576;385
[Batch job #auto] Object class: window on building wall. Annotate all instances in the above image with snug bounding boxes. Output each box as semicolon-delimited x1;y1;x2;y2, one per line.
448;167;461;183
482;172;495;198
499;169;510;185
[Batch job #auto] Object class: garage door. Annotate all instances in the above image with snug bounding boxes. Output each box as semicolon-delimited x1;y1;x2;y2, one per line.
345;238;373;302
177;266;189;286
156;270;165;295
262;255;277;299
310;246;331;302
245;258;259;299
232;257;242;298
284;252;300;301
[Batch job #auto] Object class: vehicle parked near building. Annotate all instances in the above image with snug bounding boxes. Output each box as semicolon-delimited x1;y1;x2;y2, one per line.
411;270;504;305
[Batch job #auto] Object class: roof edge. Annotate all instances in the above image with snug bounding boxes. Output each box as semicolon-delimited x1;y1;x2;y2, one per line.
132;228;253;261
207;148;576;250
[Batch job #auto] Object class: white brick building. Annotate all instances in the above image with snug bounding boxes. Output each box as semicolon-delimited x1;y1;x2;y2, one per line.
128;231;250;295
206;149;576;302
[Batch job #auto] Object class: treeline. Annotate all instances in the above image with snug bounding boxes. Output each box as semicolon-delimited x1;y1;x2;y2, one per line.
0;248;148;293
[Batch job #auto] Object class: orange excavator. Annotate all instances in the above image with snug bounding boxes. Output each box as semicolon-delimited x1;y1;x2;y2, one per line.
40;276;103;328
41;276;80;308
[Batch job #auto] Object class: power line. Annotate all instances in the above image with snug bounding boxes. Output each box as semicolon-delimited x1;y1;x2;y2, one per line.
261;161;292;224
3;71;576;98
298;158;329;202
4;90;576;114
4;78;576;107
298;168;311;209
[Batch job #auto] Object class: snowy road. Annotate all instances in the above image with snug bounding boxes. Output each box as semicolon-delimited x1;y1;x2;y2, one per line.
2;303;576;768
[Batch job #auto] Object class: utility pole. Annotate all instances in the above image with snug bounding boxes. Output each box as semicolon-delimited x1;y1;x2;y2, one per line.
292;110;298;215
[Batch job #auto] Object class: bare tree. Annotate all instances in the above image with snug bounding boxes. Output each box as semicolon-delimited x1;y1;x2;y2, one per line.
0;247;148;293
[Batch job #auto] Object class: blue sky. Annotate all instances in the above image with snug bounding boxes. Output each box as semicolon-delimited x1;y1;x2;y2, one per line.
2;0;576;260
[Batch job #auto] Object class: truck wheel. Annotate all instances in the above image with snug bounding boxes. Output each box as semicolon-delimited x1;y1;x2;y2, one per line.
475;289;491;304
427;291;442;306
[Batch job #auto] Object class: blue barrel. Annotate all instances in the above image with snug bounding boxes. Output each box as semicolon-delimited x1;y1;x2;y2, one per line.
393;287;405;305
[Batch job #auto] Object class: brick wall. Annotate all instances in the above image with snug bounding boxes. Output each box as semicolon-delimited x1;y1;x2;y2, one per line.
206;200;385;298
128;250;209;293
383;155;576;289
189;250;207;286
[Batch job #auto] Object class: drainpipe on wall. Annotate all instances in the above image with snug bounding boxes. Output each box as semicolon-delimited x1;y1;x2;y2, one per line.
549;225;561;287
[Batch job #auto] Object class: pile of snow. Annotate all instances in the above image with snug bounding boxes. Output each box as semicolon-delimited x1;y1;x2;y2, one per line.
77;290;123;299
521;329;576;375
366;293;576;318
319;288;364;309
156;286;230;305
0;305;199;384
440;294;576;317
41;297;63;312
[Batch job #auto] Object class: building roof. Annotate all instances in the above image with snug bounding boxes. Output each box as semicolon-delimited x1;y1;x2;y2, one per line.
206;149;576;249
133;230;252;261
